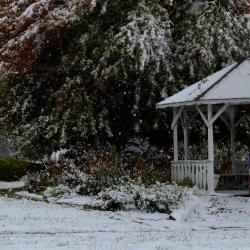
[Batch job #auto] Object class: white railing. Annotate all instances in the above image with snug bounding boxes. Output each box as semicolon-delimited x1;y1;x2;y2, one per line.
171;160;212;190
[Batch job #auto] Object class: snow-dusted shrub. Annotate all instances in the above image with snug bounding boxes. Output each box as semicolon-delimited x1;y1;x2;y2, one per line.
124;138;151;159
26;161;83;193
124;138;171;185
26;143;172;196
98;181;140;211
98;182;191;213
26;147;125;195
43;185;72;198
134;183;189;213
76;148;125;194
26;161;102;195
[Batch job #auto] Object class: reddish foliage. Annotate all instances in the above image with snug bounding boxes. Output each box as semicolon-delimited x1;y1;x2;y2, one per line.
0;0;95;74
230;0;250;12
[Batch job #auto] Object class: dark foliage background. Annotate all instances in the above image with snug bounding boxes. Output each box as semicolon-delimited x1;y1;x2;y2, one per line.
0;0;249;160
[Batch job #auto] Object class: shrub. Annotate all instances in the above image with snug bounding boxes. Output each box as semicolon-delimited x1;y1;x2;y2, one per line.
0;157;41;181
134;182;189;213
98;182;191;213
43;185;72;198
26;164;62;193
26;144;172;197
26;147;125;195
78;148;124;194
124;138;171;186
26;161;88;193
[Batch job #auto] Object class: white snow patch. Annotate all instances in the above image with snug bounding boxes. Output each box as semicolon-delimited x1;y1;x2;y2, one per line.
1;194;250;249
50;149;67;162
171;195;201;222
56;195;102;206
0;181;25;190
246;14;250;29
16;191;44;201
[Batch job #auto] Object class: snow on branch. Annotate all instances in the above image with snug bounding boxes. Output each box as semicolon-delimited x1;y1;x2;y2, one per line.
93;2;172;80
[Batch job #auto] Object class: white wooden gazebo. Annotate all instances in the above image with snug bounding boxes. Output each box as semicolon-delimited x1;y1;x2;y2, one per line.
157;59;250;193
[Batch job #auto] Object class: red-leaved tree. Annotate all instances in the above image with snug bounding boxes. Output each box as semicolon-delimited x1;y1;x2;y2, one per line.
0;0;96;74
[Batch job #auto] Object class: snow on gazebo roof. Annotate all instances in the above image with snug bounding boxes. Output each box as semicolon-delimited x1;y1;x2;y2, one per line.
157;58;250;108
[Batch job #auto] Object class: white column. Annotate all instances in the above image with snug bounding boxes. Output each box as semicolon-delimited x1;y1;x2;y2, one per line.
207;104;215;193
183;110;189;160
230;107;235;173
173;107;178;162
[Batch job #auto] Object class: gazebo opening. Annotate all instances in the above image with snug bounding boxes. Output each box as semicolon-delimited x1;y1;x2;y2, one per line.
157;59;250;193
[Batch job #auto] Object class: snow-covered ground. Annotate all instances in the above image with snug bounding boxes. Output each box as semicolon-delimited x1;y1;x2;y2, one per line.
1;191;250;249
0;181;25;190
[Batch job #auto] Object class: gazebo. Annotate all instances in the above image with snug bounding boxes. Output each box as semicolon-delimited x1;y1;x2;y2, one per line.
157;58;250;193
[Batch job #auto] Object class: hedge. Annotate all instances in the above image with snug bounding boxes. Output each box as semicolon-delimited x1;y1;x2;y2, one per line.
0;157;43;181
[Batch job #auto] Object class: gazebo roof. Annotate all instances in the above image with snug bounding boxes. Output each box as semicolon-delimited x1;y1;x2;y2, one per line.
157;59;250;108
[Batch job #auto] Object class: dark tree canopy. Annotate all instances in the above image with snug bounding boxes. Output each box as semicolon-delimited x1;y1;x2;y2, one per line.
0;0;249;159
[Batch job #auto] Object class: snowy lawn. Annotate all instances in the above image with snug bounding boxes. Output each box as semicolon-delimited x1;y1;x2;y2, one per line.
1;192;250;249
0;181;25;190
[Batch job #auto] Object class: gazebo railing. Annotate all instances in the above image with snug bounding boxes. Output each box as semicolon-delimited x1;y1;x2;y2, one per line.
171;160;211;190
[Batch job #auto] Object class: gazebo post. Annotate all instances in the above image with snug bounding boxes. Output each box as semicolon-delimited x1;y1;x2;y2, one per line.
173;107;178;161
207;104;215;193
230;107;235;173
157;59;250;192
183;109;189;160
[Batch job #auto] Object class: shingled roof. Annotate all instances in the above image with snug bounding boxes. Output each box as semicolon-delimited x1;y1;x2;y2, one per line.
157;59;250;108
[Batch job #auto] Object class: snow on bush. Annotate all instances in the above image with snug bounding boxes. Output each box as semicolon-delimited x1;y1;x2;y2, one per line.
26;147;125;195
50;149;68;163
43;184;72;198
123;138;171;186
27;159;201;214
98;182;197;213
